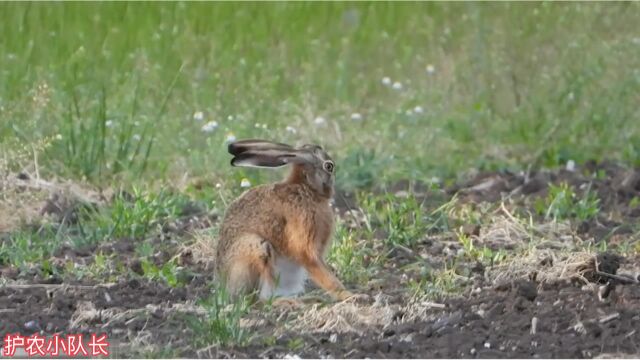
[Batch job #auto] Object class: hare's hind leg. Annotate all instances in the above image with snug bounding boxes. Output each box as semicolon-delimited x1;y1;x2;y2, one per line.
223;234;276;299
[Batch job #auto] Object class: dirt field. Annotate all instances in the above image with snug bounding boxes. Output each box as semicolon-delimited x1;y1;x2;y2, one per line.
2;161;640;358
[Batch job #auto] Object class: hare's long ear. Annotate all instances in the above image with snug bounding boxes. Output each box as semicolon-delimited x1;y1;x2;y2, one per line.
231;149;313;168
228;139;293;156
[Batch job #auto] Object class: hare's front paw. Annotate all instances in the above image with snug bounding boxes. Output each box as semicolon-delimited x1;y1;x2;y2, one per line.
271;297;304;309
343;293;372;304
335;290;354;301
335;290;371;304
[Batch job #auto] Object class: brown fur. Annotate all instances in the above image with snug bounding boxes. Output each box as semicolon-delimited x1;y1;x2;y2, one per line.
216;141;352;301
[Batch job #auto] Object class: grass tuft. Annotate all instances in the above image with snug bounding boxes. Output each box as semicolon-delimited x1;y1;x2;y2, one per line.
535;182;600;222
188;284;252;348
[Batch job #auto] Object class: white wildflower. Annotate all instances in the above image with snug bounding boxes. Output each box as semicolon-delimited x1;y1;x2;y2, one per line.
314;116;327;126
286;126;297;134
566;160;576;172
201;121;219;133
392;81;403;90
55;134;63;141
426;64;436;75
567;92;575;101
105;120;114;127
193;111;204;121
215;183;222;189
132;134;141;141
350;113;363;121
414;105;424;114
381;76;392;86
240;178;251;188
225;133;237;143
227;115;234;121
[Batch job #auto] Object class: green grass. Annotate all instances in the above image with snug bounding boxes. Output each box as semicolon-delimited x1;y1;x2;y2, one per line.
360;192;427;247
140;258;184;288
188;284;252;348
327;220;371;285
0;226;63;271
0;187;190;279
2;3;639;187
408;265;463;300
457;231;507;266
534;182;600;222
358;191;453;248
91;188;186;240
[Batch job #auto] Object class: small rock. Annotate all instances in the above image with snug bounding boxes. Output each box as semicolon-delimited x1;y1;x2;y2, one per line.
461;224;481;237
43;275;63;284
470;261;485;274
521;177;546;195
392;310;405;322
399;334;414;343
596;252;623;276
516;280;538;301
128;259;144;275
127;278;141;289
0;266;19;280
329;333;338;343
539;256;553;267
494;282;512;292
598;281;615;301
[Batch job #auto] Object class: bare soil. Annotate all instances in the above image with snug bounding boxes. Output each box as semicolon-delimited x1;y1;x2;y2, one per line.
235;281;640;359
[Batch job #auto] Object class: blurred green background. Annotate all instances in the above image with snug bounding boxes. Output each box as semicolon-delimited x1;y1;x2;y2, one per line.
1;2;639;190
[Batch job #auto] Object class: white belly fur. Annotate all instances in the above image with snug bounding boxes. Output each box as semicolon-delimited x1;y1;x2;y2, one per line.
259;256;307;299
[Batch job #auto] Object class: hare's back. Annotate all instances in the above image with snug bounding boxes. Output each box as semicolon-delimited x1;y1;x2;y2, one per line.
217;185;287;254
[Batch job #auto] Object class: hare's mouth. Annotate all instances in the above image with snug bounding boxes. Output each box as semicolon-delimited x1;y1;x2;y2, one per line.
322;183;334;198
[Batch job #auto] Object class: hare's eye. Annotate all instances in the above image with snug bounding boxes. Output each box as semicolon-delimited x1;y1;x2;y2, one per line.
323;161;334;173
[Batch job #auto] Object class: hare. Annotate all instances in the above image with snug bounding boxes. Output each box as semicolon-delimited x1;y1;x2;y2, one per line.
215;139;354;302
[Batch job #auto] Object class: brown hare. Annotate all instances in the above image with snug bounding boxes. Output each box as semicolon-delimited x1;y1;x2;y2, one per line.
215;139;354;302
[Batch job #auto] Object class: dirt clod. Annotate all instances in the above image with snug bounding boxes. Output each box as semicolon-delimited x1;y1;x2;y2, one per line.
516;280;538;301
